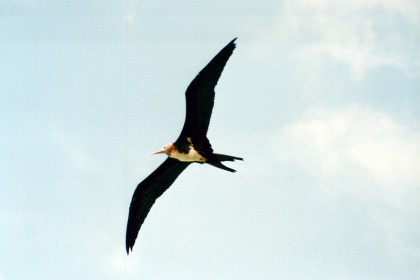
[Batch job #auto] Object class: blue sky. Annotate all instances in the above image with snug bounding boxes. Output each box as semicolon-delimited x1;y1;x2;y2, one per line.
1;0;419;279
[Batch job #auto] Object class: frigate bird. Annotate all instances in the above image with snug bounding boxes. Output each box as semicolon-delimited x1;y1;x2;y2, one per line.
125;38;242;254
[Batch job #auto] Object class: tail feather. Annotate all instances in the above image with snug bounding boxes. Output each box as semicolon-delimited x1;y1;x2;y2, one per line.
206;153;243;173
213;153;243;162
207;161;237;173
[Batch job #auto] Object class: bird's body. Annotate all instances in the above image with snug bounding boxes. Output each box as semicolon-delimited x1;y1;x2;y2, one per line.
170;145;205;162
153;141;206;163
126;38;242;254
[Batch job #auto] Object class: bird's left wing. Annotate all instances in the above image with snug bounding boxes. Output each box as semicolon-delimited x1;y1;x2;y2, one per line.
126;158;191;254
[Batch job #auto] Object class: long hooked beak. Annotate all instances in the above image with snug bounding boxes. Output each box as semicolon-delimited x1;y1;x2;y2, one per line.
150;149;165;155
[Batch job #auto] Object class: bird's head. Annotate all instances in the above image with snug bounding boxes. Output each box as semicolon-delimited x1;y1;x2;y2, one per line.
151;143;175;156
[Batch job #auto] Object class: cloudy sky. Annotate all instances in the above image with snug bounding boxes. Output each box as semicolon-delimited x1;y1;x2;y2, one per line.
1;0;419;279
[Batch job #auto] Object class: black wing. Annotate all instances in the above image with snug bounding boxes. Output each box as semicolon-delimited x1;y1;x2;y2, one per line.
176;38;237;155
126;158;191;254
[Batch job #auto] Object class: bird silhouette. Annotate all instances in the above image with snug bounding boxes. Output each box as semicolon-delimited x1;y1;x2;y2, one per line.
126;38;242;254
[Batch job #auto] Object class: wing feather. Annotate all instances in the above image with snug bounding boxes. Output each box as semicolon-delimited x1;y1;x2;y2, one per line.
125;158;191;254
177;38;237;153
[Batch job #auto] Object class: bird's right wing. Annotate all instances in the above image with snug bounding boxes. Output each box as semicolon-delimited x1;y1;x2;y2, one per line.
176;38;237;153
126;158;191;254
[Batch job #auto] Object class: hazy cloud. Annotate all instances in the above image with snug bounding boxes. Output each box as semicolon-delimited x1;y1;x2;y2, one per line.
277;105;420;204
275;105;420;265
260;0;420;79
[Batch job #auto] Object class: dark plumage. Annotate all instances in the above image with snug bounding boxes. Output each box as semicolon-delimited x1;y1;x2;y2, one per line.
126;38;242;254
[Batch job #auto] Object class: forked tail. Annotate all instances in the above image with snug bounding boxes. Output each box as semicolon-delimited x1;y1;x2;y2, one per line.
207;153;243;172
214;153;243;162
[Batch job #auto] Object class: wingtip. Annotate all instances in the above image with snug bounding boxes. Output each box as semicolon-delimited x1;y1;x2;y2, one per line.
126;239;133;255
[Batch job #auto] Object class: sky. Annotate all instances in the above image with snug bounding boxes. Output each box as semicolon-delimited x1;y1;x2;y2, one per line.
1;0;419;279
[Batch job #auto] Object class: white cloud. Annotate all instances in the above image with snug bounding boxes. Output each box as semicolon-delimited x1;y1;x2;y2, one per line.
277;105;420;204
261;0;420;79
276;105;420;263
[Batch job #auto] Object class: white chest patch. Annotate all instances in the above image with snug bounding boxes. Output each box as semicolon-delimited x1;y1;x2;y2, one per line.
170;146;205;163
